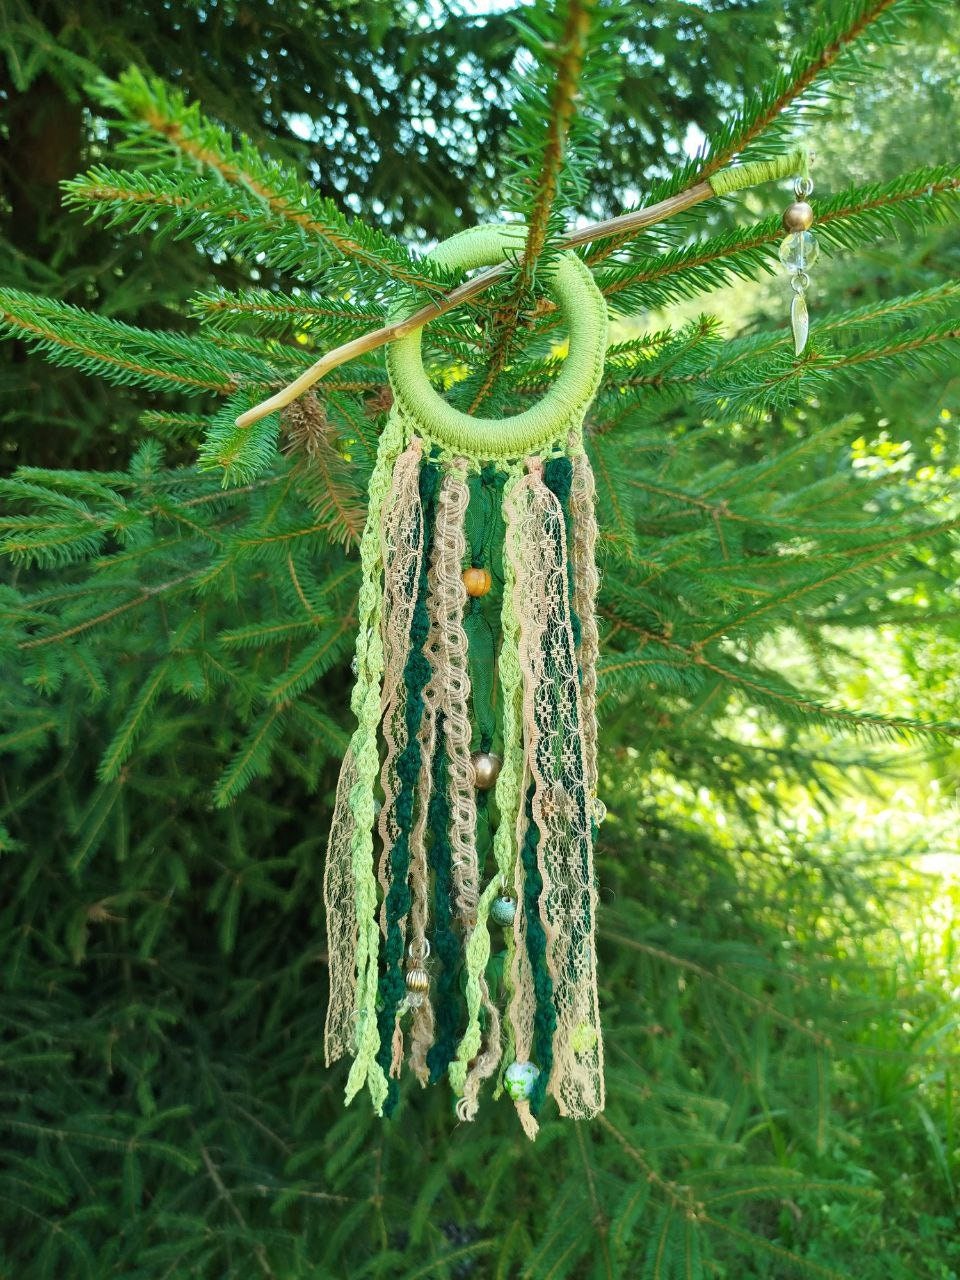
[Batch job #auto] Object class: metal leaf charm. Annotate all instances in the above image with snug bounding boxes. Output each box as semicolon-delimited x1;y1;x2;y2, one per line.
790;289;809;355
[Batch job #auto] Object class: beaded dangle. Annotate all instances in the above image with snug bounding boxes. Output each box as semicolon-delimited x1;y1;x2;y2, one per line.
779;175;818;355
323;224;608;1139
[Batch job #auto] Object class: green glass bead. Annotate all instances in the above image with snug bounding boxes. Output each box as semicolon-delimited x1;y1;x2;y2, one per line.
504;1060;540;1101
778;231;819;272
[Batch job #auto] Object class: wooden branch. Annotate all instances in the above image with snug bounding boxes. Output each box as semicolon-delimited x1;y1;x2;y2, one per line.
234;181;712;429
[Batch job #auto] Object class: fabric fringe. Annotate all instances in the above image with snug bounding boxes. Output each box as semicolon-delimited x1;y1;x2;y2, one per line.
330;424;603;1130
336;408;407;1111
376;439;425;929
374;460;440;1116
570;448;601;809
429;463;480;928
406;631;439;1083
428;462;502;1113
511;458;604;1121
323;745;359;1067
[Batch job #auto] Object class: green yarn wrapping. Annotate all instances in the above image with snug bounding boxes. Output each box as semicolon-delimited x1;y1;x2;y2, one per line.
520;780;555;1116
708;149;810;198
464;466;502;754
425;713;463;1084
375;459;441;1116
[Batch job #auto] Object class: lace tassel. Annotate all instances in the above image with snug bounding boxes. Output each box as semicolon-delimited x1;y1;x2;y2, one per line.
530;459;604;1119
570;448;601;810
332;408;406;1110
376;438;425;926
373;460;441;1115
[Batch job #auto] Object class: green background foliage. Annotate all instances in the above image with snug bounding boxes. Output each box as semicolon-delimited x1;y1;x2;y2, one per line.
0;2;958;1277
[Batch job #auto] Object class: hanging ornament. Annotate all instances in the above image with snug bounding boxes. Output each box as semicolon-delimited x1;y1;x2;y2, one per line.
779;175;818;355
490;893;517;928
322;223;608;1139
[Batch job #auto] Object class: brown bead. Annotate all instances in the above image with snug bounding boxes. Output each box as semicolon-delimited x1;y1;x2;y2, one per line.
782;201;814;232
462;566;492;597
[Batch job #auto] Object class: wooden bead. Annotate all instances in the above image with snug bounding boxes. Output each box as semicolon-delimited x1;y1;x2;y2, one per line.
782;201;814;232
462;566;492;597
471;752;501;790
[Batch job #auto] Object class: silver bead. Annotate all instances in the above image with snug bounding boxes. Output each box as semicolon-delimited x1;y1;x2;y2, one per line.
490;895;517;927
405;967;429;996
782;200;814;232
471;751;501;791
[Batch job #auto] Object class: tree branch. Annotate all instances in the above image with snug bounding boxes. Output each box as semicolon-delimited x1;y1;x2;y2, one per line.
234;151;808;430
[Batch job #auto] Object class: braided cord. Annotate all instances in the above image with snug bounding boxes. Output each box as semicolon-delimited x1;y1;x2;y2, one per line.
343;409;406;1110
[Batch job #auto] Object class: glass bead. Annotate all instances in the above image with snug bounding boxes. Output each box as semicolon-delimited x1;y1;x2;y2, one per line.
490;895;517;927
504;1061;540;1101
779;231;819;271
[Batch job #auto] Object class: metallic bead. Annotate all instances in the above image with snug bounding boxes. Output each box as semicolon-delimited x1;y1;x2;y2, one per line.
782;200;814;232
490;895;517;927
504;1060;540;1101
405;967;429;996
462;566;492;598
470;751;501;791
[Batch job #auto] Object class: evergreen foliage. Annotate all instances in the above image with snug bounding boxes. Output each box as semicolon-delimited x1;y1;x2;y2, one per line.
1;2;958;1277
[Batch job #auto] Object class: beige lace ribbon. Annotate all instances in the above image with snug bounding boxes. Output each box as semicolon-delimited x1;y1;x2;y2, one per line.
508;458;604;1121
428;463;502;1111
323;746;360;1066
375;439;425;930
570;449;601;807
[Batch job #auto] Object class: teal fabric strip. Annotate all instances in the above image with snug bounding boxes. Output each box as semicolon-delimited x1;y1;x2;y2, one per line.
520;780;555;1116
426;713;463;1084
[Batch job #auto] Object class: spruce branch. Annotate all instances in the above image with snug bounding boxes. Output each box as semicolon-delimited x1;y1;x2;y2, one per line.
704;319;960;415
697;0;905;179
468;0;597;413
0;290;237;396
597;165;960;313
234;153;806;428
583;0;936;269
84;69;447;295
